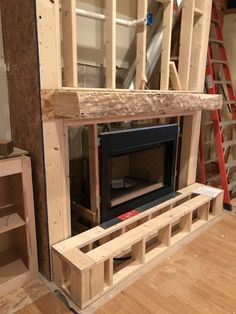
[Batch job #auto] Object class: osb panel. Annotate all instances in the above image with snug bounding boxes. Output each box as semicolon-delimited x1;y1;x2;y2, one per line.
0;0;50;278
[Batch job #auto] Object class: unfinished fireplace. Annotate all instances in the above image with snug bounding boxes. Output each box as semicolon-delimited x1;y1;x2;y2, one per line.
100;124;178;222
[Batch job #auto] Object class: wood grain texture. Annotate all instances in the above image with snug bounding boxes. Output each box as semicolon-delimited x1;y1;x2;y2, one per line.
16;292;71;314
0;280;49;314
41;89;222;121
96;213;236;313
0;0;50;278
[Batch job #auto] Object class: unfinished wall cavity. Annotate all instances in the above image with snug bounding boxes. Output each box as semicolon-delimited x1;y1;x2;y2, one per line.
223;13;236;90
0;12;11;140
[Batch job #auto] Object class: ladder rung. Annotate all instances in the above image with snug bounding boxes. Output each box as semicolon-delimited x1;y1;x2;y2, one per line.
204;140;214;145
228;181;236;191
213;80;232;85
204;121;213;126
170;56;179;61
223;100;235;105
222;140;236;148
207;174;220;182
226;160;236;169
211;59;227;64
209;38;223;44
220;120;236;127
211;18;219;24
205;158;218;165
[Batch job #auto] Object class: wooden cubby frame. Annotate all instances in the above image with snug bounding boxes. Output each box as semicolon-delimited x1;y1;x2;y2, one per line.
0;152;38;297
0;0;219;279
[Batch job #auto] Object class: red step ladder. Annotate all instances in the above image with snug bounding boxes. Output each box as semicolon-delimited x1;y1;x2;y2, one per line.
199;1;236;209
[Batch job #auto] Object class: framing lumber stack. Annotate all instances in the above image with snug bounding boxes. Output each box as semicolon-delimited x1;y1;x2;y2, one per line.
0;0;218;280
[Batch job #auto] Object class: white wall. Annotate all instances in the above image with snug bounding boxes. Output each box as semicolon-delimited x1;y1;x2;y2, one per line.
0;12;11;140
76;0;137;68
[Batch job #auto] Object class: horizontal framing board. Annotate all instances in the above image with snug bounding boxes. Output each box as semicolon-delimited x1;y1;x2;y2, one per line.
0;158;22;177
53;183;203;254
41;89;222;121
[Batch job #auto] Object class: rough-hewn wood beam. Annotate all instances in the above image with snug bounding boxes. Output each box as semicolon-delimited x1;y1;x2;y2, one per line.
41;89;222;122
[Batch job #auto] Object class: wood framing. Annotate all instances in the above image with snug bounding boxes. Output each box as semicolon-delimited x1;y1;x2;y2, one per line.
169;61;182;90
0;154;38;297
160;0;173;90
105;0;116;89
41;89;222;121
136;0;148;89
88;125;100;225
52;183;223;309
178;0;195;90
179;0;213;188
61;0;77;87
1;0;216;281
0;0;51;278
36;0;71;266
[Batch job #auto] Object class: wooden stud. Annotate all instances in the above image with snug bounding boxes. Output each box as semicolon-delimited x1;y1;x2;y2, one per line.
90;263;104;298
169;61;182;90
179;0;213;188
178;0;195;90
136;0;148;89
211;191;224;215
43;120;71;245
179;112;202;188
179;212;192;232
61;0;78;87
160;0;173;90
70;269;90;307
21;156;38;282
104;258;113;286
36;0;62;89
189;0;212;91
132;239;145;264
197;202;209;221
88;124;100;225
36;0;71;270
158;224;171;246
105;0;116;89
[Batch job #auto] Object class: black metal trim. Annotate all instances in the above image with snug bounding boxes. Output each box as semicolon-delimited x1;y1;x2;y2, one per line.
100;124;178;223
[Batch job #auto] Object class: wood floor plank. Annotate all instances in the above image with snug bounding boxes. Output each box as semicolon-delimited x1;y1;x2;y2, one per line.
16;293;71;314
96;213;236;313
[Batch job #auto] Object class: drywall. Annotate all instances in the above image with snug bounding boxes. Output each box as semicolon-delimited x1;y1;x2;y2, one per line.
223;13;236;90
0;12;11;140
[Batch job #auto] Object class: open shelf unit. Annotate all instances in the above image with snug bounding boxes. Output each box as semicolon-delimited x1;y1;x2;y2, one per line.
0;152;38;297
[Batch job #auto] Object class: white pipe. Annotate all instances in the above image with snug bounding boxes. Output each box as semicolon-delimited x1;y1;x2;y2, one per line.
124;0;184;89
75;8;146;27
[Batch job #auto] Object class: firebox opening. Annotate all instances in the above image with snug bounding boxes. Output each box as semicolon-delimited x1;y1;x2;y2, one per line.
110;145;165;207
100;124;179;223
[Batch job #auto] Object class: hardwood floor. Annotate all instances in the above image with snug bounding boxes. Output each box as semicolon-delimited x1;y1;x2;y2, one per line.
16;293;71;314
96;213;236;314
3;213;236;313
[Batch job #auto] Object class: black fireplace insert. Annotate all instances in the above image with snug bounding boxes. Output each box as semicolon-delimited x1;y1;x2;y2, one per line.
100;124;178;223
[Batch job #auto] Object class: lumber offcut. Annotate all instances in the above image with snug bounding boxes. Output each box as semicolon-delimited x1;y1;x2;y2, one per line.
41;89;222;121
0;140;13;156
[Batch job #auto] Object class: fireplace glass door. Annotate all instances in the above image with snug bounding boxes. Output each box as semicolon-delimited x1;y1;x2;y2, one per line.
100;124;178;222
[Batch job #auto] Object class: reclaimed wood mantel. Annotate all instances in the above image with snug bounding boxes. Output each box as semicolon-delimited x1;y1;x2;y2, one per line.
41;89;222;123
